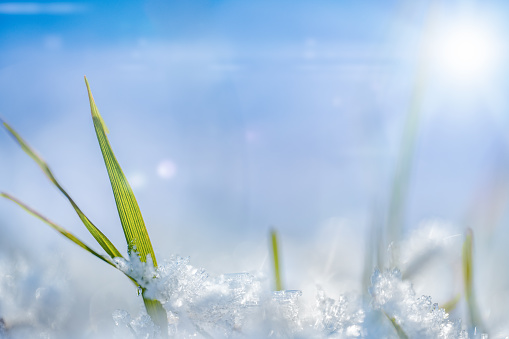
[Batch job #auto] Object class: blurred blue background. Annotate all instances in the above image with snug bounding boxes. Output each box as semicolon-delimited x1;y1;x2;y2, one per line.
1;0;509;312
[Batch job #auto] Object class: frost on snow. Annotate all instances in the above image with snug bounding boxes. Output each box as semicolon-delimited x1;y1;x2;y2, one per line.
0;252;71;339
0;224;493;338
112;253;474;339
369;268;468;339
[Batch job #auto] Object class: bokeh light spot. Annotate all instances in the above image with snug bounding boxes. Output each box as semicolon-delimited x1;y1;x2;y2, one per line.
157;159;177;179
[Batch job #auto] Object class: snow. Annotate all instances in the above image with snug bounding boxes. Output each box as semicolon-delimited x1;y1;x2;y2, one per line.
0;222;497;338
369;268;467;338
0;252;71;338
109;252;478;338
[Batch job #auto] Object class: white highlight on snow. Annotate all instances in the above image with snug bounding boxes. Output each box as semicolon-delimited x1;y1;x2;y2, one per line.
156;160;177;180
0;2;87;15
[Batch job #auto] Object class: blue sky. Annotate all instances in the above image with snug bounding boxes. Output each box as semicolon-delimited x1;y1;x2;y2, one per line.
1;0;509;282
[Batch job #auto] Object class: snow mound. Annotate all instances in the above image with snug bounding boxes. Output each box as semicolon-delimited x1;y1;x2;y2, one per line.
370;268;468;338
0;252;71;339
113;255;476;338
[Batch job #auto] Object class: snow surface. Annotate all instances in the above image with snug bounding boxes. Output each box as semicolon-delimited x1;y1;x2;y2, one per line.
0;222;499;338
109;254;476;339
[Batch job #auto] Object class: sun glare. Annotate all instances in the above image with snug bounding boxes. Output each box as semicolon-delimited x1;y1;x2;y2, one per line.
428;19;502;81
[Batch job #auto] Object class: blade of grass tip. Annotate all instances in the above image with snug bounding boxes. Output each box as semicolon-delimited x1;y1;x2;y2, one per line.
462;228;485;332
84;77;156;266
363;204;384;299
270;229;283;291
362;221;375;299
0;119;123;260
382;311;409;339
1;192;115;268
441;293;461;314
84;77;167;335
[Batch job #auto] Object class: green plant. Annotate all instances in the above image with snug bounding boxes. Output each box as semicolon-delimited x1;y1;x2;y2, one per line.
270;229;283;291
383;311;409;339
462;228;485;332
0;77;168;336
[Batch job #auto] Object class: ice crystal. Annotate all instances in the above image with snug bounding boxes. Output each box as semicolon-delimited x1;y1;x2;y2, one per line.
113;253;476;338
313;290;365;337
0;252;71;338
370;268;468;338
0;230;491;338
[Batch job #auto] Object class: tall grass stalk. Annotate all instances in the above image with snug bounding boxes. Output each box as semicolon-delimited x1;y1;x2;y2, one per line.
462;228;485;333
385;2;440;265
383;311;409;339
270;229;284;291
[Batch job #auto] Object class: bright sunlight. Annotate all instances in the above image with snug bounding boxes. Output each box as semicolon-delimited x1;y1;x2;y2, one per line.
428;18;502;81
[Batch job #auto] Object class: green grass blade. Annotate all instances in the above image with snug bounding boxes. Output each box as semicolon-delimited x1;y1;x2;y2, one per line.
84;77;157;266
84;77;167;335
441;293;461;314
143;297;168;335
385;4;440;264
384;311;409;339
270;229;283;291
1;120;123;260
1;193;152;293
462;228;485;331
1;192;115;267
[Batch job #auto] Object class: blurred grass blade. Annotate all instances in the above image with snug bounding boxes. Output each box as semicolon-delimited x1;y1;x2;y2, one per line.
383;311;409;339
385;3;439;263
363;205;384;298
462;228;484;331
441;293;461;314
1;119;123;260
84;77;156;265
1;192;115;267
270;229;283;291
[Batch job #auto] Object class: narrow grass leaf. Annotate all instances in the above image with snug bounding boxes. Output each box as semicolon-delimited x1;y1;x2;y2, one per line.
270;229;283;291
462;228;485;331
1;192;115;267
383;311;409;339
143;297;169;334
385;5;440;264
1;120;123;260
84;77;157;266
2;192;145;288
441;293;461;314
84;77;167;335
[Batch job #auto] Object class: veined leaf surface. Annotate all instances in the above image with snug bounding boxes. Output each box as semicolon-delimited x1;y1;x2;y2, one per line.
84;77;167;335
84;77;157;266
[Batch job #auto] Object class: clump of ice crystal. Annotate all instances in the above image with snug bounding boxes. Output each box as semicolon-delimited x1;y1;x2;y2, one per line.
0;252;71;339
113;254;476;338
312;289;365;338
369;268;468;338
